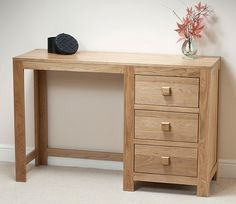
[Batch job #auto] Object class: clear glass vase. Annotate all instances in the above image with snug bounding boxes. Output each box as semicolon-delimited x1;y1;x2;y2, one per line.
181;38;197;58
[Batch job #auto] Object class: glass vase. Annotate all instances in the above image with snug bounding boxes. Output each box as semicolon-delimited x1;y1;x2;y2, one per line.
181;38;197;58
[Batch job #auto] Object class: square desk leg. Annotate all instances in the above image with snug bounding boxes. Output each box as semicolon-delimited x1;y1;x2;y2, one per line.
34;70;48;166
13;60;26;182
14;63;49;182
123;67;135;191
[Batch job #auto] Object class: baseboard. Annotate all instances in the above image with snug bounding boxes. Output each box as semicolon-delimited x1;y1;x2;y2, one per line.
0;145;235;177
0;145;15;162
218;159;236;178
0;145;34;163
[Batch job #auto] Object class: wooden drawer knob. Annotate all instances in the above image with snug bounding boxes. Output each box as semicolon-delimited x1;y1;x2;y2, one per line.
161;156;170;166
161;122;171;132
161;86;171;96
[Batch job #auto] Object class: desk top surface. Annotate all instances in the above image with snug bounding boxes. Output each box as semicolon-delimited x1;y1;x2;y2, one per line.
14;49;220;69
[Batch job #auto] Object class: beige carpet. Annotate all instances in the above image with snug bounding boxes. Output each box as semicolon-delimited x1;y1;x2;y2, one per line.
0;162;236;204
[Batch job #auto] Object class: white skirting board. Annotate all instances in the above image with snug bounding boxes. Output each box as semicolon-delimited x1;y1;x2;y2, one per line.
0;144;235;178
218;159;236;179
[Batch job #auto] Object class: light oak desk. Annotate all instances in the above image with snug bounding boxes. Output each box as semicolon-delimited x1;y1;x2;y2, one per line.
13;49;220;196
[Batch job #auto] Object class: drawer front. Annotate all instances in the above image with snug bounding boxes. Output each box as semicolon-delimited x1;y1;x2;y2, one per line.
134;145;197;177
135;110;198;142
135;75;199;108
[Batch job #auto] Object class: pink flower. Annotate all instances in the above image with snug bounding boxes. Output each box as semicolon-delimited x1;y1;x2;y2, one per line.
195;2;206;12
174;1;211;42
187;7;193;16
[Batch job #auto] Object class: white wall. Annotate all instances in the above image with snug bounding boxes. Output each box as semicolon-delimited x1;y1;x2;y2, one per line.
0;0;236;166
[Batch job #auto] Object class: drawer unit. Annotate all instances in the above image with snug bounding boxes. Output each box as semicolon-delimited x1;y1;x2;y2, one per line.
130;60;220;197
135;75;199;108
134;145;198;177
135;110;198;142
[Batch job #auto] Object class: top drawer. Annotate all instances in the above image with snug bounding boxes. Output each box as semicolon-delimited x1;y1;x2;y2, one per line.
135;75;199;108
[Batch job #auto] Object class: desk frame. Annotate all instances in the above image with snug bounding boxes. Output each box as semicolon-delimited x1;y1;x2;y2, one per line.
13;50;221;196
13;59;135;191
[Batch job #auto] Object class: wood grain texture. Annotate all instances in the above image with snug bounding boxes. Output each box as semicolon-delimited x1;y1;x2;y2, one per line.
135;75;199;108
134;145;198;177
24;61;125;74
134;139;198;148
47;148;123;161
134;104;199;113
123;67;135;191
135;110;198;142
197;66;220;196
197;70;211;197
210;163;218;181
34;71;48;165
135;66;201;77
34;71;39;166
213;60;221;181
13;60;26;182
26;150;36;164
208;66;219;175
133;173;198;186
14;49;220;69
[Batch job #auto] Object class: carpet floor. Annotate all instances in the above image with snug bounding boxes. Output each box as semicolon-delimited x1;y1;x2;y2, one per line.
0;162;236;204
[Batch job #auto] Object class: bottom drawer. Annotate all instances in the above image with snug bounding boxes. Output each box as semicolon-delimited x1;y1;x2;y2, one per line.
134;145;197;177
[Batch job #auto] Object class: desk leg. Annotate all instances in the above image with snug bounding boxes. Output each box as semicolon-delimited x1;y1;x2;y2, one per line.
123;67;135;191
197;70;212;197
34;70;48;165
13;60;26;182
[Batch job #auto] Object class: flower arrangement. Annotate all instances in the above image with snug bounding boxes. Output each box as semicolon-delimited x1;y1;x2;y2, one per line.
173;2;212;57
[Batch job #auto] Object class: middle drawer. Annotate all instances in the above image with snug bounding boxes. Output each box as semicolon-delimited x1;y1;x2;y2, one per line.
135;110;198;143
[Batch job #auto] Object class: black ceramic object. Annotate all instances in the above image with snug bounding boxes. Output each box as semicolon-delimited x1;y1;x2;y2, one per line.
48;33;79;55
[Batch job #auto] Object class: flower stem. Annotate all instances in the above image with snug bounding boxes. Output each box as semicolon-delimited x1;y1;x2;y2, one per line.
172;10;183;22
188;38;191;52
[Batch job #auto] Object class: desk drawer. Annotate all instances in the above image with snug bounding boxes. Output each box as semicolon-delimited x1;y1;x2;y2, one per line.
135;75;199;108
134;145;198;177
135;110;198;142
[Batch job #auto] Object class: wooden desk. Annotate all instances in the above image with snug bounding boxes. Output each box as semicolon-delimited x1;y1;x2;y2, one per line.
13;49;220;196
